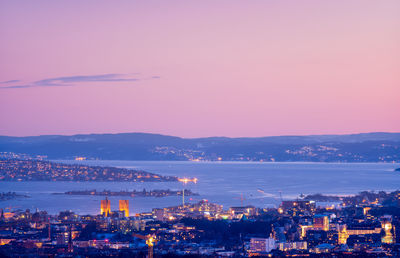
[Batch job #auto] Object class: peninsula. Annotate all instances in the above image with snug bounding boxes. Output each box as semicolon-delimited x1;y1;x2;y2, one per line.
0;159;177;182
59;189;199;198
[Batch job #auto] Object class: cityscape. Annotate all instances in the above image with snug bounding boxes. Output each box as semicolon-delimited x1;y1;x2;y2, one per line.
1;186;399;257
1;0;399;257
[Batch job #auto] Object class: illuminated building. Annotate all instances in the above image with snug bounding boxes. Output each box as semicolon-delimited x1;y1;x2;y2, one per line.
150;200;223;221
249;237;275;253
192;199;223;215
0;239;14;245
313;214;330;231
337;224;348;245
89;239;110;248
100;198;111;217
381;215;394;244
346;226;381;235
119;200;129;217
56;232;69;245
363;207;371;215
299;225;313;239
277;241;307;251
281;200;316;216
229;206;257;218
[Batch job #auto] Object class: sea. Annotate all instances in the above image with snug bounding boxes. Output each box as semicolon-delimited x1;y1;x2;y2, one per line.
0;161;399;215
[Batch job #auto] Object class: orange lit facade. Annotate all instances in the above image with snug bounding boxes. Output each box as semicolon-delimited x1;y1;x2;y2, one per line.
119;200;129;217
100;198;111;216
381;215;394;244
313;215;330;231
337;224;348;245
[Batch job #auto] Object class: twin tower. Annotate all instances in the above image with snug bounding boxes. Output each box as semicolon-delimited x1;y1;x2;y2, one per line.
100;198;129;217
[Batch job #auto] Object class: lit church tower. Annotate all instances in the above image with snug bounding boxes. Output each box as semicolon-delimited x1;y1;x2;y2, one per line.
119;200;129;217
100;197;111;216
381;215;394;244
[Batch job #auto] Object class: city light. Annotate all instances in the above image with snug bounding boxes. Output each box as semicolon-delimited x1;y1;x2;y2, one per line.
178;177;198;184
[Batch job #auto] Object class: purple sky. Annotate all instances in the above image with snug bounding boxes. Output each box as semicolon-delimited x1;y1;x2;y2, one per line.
0;0;399;137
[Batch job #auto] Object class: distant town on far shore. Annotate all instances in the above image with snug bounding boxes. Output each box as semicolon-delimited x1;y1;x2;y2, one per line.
0;132;399;163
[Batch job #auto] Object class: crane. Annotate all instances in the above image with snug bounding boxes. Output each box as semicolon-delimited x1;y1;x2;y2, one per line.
132;233;156;258
233;193;246;206
279;191;283;202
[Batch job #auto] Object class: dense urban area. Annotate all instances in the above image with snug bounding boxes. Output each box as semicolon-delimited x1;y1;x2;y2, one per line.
0;157;399;256
0;190;399;257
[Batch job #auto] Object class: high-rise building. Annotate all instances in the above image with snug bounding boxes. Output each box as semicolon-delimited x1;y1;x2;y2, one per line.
119;200;129;217
100;198;111;217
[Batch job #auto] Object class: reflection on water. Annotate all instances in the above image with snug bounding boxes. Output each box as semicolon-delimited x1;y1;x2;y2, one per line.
0;161;399;215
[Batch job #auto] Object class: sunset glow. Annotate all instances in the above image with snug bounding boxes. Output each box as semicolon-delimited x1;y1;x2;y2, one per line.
0;0;399;137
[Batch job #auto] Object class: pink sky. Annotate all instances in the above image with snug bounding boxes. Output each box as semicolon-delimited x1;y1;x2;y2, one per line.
0;0;399;137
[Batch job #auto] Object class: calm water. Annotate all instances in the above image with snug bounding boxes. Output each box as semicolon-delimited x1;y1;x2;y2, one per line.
0;161;399;215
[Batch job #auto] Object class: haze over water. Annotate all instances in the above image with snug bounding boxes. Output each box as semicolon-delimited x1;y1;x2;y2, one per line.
0;161;399;215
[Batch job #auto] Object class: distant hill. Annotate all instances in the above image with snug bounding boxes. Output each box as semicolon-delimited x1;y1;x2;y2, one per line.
0;132;399;162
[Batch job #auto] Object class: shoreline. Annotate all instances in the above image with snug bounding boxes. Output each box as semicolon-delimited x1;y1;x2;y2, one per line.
55;159;400;165
52;189;199;198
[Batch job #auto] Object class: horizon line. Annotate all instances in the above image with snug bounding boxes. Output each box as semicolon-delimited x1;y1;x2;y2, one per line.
1;131;399;139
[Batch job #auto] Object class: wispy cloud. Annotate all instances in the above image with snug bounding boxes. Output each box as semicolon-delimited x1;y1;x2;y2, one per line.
0;73;159;89
1;80;20;84
34;74;141;86
2;85;31;89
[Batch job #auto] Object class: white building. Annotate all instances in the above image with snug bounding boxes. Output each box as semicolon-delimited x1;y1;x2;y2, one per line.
250;237;276;253
278;241;307;251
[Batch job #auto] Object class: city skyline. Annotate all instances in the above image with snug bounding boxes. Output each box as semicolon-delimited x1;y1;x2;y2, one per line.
1;1;399;256
1;0;399;137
